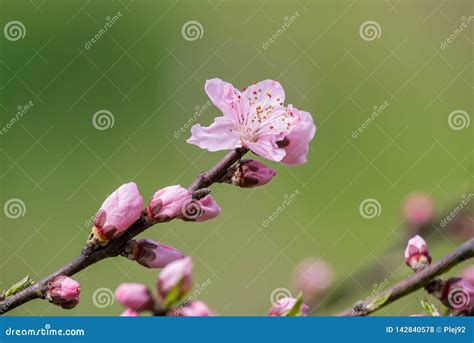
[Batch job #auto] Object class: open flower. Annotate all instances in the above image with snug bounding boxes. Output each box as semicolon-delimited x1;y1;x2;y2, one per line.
115;283;154;311
92;182;143;242
125;239;185;269
187;78;316;165
45;276;81;309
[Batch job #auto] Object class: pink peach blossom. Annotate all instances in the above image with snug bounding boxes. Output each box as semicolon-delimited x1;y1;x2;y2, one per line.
187;78;315;164
172;301;213;316
115;283;153;311
46;275;81;309
402;193;434;227
92;182;143;242
157;256;193;306
194;195;220;222
232;160;277;188
291;258;334;302
147;185;191;222
127;239;185;269
405;235;431;272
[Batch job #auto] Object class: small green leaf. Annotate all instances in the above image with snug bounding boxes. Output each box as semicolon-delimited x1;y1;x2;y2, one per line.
286;292;304;316
4;275;33;298
366;291;391;311
419;298;440;316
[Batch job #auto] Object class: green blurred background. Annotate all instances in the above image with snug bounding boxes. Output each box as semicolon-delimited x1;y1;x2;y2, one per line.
0;0;472;316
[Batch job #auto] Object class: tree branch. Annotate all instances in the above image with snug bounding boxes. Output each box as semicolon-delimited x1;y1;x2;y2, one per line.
0;148;248;314
339;237;474;316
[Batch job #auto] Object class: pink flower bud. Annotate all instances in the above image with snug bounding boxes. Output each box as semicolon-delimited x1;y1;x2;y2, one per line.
147;185;191;222
115;283;153;311
461;265;474;286
231;160;277;188
92;182;144;242
45;276;81;309
404;235;431;272
157;256;193;306
126;239;185;269
291;258;334;303
121;308;139;316
171;301;213;316
268;297;309;316
402;193;434;227
439;277;474;314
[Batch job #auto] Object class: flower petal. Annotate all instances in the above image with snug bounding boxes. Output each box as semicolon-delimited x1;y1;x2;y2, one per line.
187;116;241;152
246;135;286;162
205;78;241;121
280;109;316;166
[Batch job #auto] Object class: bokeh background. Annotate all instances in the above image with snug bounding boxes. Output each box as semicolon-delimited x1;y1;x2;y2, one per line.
0;0;472;316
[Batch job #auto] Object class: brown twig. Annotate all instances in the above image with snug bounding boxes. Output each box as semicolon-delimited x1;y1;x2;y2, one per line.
0;148;248;314
338;237;474;316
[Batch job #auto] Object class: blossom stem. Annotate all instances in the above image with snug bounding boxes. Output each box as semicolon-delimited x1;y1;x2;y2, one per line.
0;149;248;314
338;237;474;316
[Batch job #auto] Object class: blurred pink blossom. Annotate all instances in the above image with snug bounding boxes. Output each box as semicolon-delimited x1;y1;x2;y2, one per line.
402;193;434;227
157;256;193;306
127;239;185;269
291;258;334;302
268;297;308;316
121;308;139;316
115;283;153;311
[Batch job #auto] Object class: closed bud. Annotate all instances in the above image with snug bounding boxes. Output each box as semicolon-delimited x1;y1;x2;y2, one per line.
92;182;143;242
124;239;185;269
147;185;191;222
231;160;277;188
404;235;431;272
114;283;154;311
268;297;309;316
45;276;81;309
157;257;193;307
171;301;213;316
